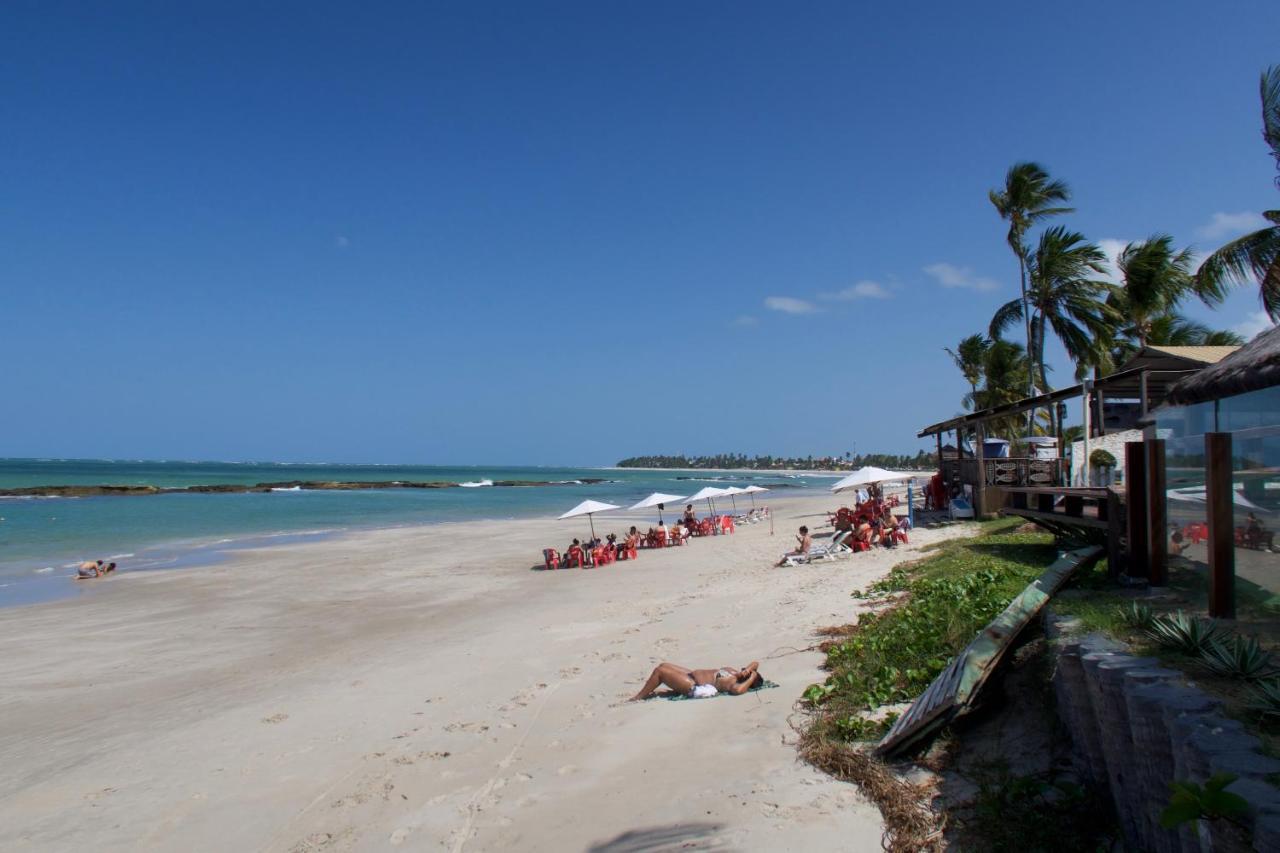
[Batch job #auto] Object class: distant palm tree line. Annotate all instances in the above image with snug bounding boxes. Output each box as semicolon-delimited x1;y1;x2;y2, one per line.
616;452;935;471
947;64;1280;439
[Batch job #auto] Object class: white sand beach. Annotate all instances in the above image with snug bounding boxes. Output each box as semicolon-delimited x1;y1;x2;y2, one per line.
0;492;968;852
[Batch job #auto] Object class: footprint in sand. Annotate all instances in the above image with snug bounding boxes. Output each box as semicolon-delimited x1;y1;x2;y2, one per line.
559;666;582;678
514;772;533;782
444;721;489;734
262;713;289;724
557;765;578;776
417;750;451;760
83;787;116;801
389;827;412;845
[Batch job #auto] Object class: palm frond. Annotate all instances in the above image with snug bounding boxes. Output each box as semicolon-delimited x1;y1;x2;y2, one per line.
989;299;1023;340
1262;65;1280;182
1196;224;1280;319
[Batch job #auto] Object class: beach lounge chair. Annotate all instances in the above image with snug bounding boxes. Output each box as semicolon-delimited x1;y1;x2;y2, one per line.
543;548;561;570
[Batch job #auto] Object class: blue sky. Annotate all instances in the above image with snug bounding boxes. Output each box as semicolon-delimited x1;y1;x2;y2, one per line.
2;2;1279;465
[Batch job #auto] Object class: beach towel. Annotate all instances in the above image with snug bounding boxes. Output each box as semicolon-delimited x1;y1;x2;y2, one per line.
661;680;780;701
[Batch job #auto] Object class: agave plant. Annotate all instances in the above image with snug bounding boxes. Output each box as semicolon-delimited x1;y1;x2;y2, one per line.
1247;679;1280;718
1145;611;1225;655
1199;634;1280;681
1116;601;1155;631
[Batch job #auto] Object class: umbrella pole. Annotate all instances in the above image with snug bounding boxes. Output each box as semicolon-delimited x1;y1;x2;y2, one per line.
589;514;596;541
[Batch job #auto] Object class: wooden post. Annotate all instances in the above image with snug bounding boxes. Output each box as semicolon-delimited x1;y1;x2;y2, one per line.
935;432;943;473
1125;442;1148;580
1146;438;1167;586
1106;488;1125;578
1139;370;1150;418
1206;432;1236;619
974;423;987;518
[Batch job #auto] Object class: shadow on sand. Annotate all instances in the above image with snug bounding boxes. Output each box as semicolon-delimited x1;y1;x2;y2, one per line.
586;821;725;852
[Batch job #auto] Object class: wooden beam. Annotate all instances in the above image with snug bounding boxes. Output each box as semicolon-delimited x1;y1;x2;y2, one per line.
1206;432;1236;619
1125;442;1148;580
1145;439;1168;586
975;424;987;518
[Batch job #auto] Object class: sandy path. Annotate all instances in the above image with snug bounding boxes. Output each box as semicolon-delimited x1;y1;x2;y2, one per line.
0;493;968;851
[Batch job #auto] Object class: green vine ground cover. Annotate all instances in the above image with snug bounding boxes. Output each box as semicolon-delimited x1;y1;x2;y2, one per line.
805;517;1056;740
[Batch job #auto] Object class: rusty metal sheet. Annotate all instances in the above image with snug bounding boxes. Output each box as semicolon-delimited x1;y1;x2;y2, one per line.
875;545;1102;757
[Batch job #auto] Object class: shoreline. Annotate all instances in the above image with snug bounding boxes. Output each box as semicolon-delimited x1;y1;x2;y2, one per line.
0;478;615;498
0;489;963;850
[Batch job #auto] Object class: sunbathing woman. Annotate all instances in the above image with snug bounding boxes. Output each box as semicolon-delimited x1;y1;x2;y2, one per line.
630;660;764;700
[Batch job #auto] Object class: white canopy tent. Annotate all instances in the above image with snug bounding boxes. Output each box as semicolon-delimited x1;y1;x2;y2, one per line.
558;499;621;539
629;492;688;525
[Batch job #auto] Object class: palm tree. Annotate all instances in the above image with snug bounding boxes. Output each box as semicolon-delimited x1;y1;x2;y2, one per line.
989;162;1074;395
944;334;992;406
967;340;1033;440
1197;65;1280;318
990;228;1118;418
1108;313;1244;368
1112;235;1198;347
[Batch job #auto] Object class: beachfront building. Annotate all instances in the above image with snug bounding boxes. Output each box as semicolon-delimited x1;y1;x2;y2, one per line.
1156;326;1280;618
919;345;1238;518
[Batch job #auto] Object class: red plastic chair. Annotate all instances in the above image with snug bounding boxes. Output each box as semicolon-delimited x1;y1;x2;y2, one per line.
893;528;909;545
589;546;606;567
655;529;668;548
720;515;735;534
543;548;561;570
1184;522;1208;545
624;542;638;560
697;519;714;537
566;546;584;568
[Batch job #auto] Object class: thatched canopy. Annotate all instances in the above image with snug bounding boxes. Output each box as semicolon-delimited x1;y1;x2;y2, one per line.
1164;324;1280;406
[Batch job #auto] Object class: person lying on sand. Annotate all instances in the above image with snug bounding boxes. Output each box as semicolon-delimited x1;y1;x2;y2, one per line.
776;526;812;566
630;661;764;700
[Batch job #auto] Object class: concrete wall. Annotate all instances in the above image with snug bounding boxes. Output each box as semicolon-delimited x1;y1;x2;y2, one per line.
1071;428;1143;486
1046;612;1280;851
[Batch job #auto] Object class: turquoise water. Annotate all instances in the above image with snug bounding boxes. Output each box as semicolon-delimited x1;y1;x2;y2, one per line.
0;459;826;605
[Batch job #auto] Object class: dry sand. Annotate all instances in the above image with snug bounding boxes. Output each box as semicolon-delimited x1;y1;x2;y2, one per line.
0;492;971;852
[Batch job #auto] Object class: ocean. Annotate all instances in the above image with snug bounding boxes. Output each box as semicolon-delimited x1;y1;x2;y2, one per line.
0;459;830;606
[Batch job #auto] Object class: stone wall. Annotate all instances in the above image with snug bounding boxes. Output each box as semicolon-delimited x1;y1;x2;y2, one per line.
1070;428;1142;486
1046;612;1280;851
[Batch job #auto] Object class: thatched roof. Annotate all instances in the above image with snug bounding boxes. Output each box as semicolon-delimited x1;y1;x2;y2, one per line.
1164;325;1280;406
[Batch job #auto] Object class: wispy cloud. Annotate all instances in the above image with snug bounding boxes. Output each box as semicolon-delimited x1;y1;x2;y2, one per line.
1197;211;1268;240
334;235;351;249
1234;310;1275;341
764;296;818;315
732;314;759;327
820;280;891;301
923;262;999;292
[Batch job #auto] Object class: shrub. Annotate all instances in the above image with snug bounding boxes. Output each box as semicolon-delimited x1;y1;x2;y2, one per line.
1116;600;1155;631
1145;611;1225;655
1198;634;1279;681
1089;448;1117;469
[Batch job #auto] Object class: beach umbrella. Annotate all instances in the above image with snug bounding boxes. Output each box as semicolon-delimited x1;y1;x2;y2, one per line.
830;467;917;495
629;492;687;525
719;486;747;512
558;499;621;540
685;486;728;518
741;484;769;508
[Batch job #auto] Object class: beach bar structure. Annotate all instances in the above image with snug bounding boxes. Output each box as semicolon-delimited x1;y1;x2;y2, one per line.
1156;326;1280;618
917;346;1238;520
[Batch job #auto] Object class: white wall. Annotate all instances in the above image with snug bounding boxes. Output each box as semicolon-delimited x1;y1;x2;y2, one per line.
1070;428;1142;486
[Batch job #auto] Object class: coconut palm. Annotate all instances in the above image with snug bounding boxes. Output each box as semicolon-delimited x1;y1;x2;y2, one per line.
1196;65;1280;318
990;228;1118;410
944;334;991;405
1111;235;1198;347
989;162;1074;394
965;340;1034;439
1107;313;1245;369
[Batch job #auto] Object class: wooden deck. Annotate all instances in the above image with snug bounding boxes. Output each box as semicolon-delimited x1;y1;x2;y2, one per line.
1001;486;1125;573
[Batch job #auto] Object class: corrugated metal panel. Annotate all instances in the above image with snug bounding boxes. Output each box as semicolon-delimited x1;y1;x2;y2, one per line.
875;545;1102;757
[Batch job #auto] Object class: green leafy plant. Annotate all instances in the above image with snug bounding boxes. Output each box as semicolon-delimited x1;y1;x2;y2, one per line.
1159;773;1249;829
1247;678;1280;717
964;762;1115;852
1199;634;1279;681
1116;600;1155;631
1089;448;1117;469
1145;610;1225;655
832;712;899;742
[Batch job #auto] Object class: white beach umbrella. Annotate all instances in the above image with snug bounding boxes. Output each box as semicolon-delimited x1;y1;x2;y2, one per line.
741;484;769;508
719;486;747;512
558;499;621;539
830;467;917;494
629;492;688;525
685;486;728;518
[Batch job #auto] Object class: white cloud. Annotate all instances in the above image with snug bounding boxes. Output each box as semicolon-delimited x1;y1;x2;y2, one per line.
334;235;351;249
1234;310;1276;341
732;314;759;327
764;296;818;315
923;262;999;292
821;280;892;300
1096;238;1128;283
1197;212;1268;240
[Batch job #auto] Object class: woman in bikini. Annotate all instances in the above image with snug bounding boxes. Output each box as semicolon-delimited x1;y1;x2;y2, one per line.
630;660;764;700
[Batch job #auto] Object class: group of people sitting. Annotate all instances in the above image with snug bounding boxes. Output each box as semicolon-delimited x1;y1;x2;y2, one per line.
552;528;645;568
76;560;117;579
777;503;909;566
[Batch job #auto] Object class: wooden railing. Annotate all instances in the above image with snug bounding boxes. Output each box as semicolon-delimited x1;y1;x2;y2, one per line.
942;457;1064;488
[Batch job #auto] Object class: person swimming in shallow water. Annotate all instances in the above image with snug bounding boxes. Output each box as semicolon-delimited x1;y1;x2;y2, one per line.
629;661;764;700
